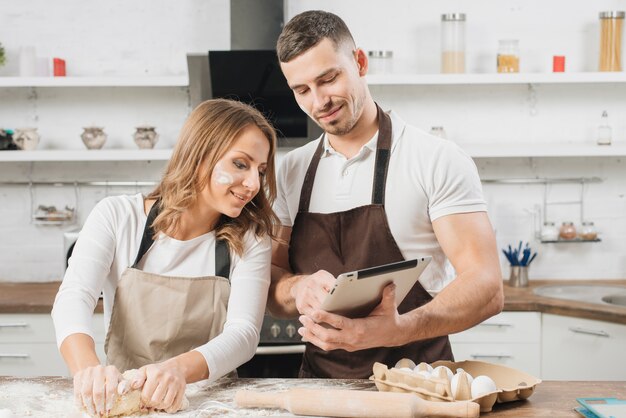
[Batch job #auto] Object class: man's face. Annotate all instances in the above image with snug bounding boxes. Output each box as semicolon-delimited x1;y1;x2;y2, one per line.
280;38;367;136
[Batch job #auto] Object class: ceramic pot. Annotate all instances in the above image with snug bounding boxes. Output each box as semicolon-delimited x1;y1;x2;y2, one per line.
14;127;40;151
81;127;107;149
133;125;159;149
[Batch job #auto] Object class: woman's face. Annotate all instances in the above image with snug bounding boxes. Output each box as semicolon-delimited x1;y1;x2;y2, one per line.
201;124;270;219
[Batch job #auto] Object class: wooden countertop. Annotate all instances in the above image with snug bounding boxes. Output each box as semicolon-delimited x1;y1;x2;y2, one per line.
503;279;626;325
0;377;624;417
1;280;625;324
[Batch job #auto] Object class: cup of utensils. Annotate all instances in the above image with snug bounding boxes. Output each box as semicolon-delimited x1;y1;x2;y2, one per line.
502;241;537;287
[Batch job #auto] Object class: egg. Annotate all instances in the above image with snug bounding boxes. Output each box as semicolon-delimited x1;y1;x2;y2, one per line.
432;365;454;381
397;367;414;374
414;362;433;373
451;370;474;400
414;370;431;379
471;375;497;398
394;358;416;370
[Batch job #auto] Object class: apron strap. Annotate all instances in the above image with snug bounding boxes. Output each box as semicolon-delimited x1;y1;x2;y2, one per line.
297;103;393;212
372;105;392;205
132;199;231;279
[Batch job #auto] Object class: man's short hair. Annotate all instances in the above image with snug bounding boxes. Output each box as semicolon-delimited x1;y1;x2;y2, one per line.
277;10;356;63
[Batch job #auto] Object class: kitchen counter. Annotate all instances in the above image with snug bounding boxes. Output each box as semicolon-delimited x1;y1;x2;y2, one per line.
1;280;625;323
0;377;624;417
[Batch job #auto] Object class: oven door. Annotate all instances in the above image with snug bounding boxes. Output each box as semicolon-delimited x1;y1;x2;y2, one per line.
237;343;305;378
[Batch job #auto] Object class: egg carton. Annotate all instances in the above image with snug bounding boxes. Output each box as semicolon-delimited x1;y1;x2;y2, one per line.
371;360;541;413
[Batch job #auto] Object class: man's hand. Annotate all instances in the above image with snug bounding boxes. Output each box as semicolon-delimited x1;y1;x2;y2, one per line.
291;270;336;316
298;283;407;351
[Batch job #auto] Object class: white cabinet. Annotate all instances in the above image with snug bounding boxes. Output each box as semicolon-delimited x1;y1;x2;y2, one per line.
541;313;626;381
0;313;106;377
449;312;541;376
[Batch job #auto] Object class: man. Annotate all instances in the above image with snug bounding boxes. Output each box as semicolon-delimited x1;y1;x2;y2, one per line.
267;10;503;379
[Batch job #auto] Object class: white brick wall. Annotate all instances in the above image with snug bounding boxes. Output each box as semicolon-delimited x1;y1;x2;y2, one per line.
1;0;626;281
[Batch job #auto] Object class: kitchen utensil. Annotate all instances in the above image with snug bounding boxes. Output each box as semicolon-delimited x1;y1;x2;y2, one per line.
235;388;479;418
509;265;529;287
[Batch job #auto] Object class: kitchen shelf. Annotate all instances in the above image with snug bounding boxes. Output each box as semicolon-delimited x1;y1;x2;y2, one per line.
0;76;188;87
461;143;626;158
366;72;626;86
0;149;172;162
540;238;601;243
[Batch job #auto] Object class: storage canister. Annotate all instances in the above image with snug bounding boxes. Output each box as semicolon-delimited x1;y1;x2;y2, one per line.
497;40;520;73
599;11;624;71
441;13;466;73
367;50;393;74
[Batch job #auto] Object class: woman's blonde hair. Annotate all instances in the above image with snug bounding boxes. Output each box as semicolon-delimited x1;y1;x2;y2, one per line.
148;98;278;255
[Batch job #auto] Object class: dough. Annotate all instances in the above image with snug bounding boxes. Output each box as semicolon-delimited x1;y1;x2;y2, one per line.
82;369;189;417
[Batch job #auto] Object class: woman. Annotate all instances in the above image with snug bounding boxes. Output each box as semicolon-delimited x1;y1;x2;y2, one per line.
52;99;278;415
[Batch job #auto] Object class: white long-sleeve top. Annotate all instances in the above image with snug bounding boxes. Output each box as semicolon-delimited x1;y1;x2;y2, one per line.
52;193;271;383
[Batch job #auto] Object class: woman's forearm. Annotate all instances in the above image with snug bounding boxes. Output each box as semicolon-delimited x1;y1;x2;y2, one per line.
59;333;101;376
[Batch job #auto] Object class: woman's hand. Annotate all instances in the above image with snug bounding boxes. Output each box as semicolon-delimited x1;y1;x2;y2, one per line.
73;364;122;416
131;358;187;413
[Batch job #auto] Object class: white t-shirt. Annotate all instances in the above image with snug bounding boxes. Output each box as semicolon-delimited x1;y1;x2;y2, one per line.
52;193;271;383
274;111;486;292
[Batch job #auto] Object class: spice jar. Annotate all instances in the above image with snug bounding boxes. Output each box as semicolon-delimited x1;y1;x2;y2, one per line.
441;13;466;73
540;221;559;241
580;221;598;241
429;126;448;139
559;222;577;240
599;11;624;71
367;51;394;74
497;39;520;73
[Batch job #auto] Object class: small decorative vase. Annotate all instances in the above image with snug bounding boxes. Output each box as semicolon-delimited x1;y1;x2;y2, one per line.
13;127;40;151
81;127;107;149
133;125;159;149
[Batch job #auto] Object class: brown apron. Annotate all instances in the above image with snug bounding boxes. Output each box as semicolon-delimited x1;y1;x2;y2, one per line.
290;105;454;378
105;201;232;372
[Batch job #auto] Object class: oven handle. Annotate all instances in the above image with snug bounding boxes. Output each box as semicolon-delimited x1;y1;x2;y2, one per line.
255;345;306;355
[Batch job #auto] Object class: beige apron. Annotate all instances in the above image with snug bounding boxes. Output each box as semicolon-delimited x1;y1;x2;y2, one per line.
104;201;232;372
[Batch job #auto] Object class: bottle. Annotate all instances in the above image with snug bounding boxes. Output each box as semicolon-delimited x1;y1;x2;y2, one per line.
597;111;612;146
441;13;466;73
497;40;520;73
367;51;394;74
580;221;598;241
540;221;559;241
599;11;624;72
429;126;448;139
559;222;577;241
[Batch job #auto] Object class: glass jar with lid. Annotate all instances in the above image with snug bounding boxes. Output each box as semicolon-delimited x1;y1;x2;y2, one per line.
367;50;394;74
540;221;559;241
559;221;577;240
599;11;624;71
497;39;520;73
441;13;466;73
429;126;448;139
580;221;598;241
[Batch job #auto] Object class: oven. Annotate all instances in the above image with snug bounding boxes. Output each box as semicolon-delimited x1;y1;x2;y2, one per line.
237;315;305;378
65;230;304;377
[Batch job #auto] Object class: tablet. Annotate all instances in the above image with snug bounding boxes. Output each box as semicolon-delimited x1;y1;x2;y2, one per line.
320;257;432;318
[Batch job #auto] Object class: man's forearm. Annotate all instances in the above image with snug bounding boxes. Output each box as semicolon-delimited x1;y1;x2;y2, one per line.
399;268;504;344
267;265;302;319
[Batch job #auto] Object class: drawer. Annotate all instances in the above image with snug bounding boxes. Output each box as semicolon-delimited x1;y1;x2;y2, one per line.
0;343;69;377
0;314;56;343
449;312;541;344
451;342;541;377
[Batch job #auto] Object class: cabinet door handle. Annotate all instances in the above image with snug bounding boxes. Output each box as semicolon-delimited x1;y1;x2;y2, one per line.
0;323;29;328
479;323;513;328
0;353;30;359
568;327;610;338
470;354;513;359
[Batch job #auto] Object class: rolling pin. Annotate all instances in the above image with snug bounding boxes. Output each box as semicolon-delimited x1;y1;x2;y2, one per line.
235;388;480;418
